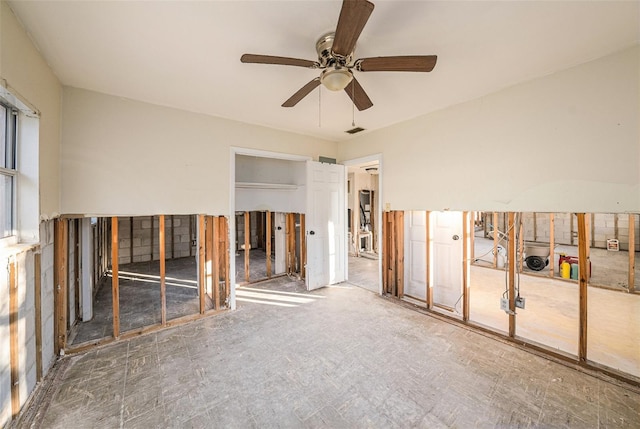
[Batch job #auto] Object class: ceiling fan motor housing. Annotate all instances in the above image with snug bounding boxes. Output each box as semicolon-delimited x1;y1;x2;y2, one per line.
316;32;353;67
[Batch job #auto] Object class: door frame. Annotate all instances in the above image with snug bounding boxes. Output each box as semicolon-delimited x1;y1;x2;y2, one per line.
230;147;312;309
342;154;383;295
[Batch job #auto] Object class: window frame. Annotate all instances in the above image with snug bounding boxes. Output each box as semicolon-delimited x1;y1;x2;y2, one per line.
1;100;18;244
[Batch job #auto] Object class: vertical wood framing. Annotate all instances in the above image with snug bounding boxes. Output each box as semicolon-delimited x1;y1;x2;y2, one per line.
9;259;20;418
585;214;591;259
266;211;272;277
462;212;470;321
389;212;397;296
493;212;499;268
129;216;134;263
189;215;194;257
382;211;389;294
34;253;43;381
150;216;154;261
198;215;206;314
286;213;296;274
300;214;306;279
54;219;69;352
212;217;221;309
629;214;635;293
577;213;588;362
111;217;120;338
549;214;555;278
469;211;475;263
395;211;405;298
508;212;516;337
425;211;432;308
533;212;537;241
74;220;80;322
590;213;595;248
171;215;176;259
159;215;167;325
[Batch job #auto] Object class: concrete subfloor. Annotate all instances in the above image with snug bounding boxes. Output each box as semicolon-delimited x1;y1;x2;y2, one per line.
23;277;640;428
348;255;380;294
235;248;276;283
71;257;203;345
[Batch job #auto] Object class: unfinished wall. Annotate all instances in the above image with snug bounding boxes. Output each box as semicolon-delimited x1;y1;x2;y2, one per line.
117;215;195;265
338;45;640;214
61;87;337;217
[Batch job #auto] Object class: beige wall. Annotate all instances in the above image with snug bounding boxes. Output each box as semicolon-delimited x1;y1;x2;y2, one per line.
339;45;640;214
0;1;61;219
61;87;337;216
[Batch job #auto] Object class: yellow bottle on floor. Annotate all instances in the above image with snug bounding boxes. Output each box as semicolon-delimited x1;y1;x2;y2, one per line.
560;261;571;279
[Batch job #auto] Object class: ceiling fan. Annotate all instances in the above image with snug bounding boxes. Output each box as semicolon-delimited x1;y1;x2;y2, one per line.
240;0;437;111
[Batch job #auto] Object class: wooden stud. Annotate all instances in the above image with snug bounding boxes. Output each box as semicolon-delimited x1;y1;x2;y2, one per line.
300;214;306;279
34;253;43;381
74;220;80;323
508;212;516;337
159;215;166;325
549;213;555;278
493;212;499;268
629;214;635;294
189;215;194;257
198;215;206;314
426;211;432;309
396;211;405;298
54;219;68;352
171;215;176;259
266;211;272;277
381;211;388;294
244;212;250;282
111;217;120;338
371;191;376;252
205;216;214;299
213;216;221;310
577;213;588;362
585;214;591;260
129;216;134;263
533;212;537;242
389;212;397;296
9;259;20;418
462;211;470;321
470;211;475;263
150;216;154;261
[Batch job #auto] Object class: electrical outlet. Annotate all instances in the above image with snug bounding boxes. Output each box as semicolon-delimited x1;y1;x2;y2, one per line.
500;297;509;312
515;296;526;309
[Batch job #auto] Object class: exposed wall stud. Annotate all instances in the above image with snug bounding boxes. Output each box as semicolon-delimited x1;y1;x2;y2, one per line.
199;215;206;314
213;216;220;309
382;211;389;294
300;214;306;279
493;212;499;268
508;212;516;337
266;211;272;277
159;215;166;325
577;213;588;362
396;211;405;298
111;217;120;338
463;211;470;322
629;214;635;294
54;219;69;352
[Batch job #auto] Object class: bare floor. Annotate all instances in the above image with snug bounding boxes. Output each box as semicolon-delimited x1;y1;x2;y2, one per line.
22;277;639;428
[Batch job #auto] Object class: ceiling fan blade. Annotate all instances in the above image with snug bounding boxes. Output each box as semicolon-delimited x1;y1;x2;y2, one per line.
241;54;318;69
356;55;438;72
332;0;375;59
282;78;321;107
344;77;373;111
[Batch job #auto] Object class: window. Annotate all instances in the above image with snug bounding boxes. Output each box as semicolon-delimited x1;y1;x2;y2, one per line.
0;102;17;239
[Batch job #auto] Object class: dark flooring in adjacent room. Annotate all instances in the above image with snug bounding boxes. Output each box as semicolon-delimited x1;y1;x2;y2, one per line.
22;276;640;428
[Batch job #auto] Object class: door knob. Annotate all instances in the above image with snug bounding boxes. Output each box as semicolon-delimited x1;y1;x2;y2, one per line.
452;235;460;240
309;231;315;235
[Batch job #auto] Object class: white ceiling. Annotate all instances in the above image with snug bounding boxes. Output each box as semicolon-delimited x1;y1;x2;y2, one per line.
9;0;639;142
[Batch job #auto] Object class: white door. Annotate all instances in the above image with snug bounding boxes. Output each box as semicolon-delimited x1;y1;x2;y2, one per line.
274;212;286;274
431;211;463;311
306;161;346;290
404;211;427;300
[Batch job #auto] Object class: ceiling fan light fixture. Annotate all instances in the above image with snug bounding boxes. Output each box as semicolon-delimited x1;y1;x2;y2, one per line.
320;68;353;91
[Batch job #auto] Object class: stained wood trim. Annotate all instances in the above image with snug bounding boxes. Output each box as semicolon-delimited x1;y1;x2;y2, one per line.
34;253;43;381
198;215;206;314
508;212;516;337
493;212;499;268
9;259;20;418
462;211;470;322
629;214;635;294
266;211;272;277
577;213;588;362
54;219;68;352
300;214;306;279
549;214;555;278
111;217;120;338
244;212;250;282
159;215;166;325
426;211;432;309
213;217;221;310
